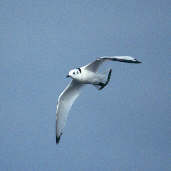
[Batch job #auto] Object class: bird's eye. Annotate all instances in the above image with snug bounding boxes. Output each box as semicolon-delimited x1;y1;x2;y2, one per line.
73;72;75;75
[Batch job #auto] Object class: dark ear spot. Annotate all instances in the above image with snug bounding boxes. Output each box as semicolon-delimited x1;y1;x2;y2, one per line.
77;68;81;73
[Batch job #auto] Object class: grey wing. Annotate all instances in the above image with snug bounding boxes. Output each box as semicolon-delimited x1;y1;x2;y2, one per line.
82;56;141;72
56;80;83;144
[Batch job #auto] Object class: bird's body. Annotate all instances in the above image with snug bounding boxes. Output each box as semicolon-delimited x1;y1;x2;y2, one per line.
56;56;141;144
73;69;105;84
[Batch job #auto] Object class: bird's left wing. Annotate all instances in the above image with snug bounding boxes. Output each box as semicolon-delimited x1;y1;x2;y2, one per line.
56;80;83;144
82;56;141;72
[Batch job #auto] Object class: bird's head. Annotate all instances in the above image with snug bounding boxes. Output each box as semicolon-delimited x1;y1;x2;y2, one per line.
66;68;82;79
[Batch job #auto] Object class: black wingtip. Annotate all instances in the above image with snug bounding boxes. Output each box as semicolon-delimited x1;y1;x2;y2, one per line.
135;59;142;64
56;136;60;144
56;133;62;144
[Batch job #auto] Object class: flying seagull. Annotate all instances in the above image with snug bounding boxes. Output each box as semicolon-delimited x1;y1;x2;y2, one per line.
56;56;141;144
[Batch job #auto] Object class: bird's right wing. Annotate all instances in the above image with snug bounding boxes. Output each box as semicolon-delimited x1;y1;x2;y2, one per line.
56;80;83;144
82;56;141;72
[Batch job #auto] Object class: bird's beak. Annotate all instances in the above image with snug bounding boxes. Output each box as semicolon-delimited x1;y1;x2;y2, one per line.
66;75;70;78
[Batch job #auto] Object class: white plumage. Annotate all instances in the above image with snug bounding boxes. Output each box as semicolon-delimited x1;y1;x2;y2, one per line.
56;56;141;143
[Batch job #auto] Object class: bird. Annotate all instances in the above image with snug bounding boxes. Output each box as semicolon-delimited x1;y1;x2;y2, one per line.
56;56;141;144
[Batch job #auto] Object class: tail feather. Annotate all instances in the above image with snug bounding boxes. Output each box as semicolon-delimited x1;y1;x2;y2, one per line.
93;69;112;90
98;69;112;90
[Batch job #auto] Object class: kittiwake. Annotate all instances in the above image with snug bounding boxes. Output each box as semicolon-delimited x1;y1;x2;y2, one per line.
56;56;141;144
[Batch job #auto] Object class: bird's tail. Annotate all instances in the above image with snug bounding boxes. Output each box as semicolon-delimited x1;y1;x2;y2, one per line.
93;69;112;90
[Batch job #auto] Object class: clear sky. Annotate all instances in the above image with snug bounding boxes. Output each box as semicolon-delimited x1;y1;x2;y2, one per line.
0;0;170;170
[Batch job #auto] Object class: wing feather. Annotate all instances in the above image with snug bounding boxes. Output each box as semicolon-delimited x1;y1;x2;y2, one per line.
56;80;83;143
83;56;141;72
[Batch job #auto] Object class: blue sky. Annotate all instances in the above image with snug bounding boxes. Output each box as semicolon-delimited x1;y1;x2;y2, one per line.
0;0;170;170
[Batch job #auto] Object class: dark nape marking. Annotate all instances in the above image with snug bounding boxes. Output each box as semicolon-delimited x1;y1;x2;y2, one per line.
77;67;81;73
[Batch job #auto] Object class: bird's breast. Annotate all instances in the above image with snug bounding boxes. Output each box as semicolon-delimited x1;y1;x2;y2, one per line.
78;70;97;84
